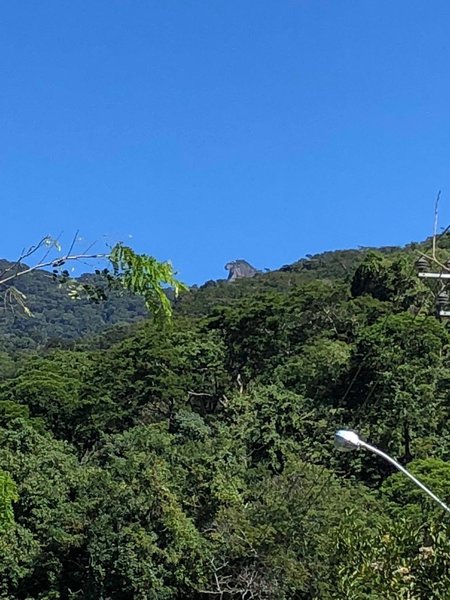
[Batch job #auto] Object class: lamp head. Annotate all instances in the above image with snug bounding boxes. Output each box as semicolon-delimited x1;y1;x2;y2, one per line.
334;430;361;452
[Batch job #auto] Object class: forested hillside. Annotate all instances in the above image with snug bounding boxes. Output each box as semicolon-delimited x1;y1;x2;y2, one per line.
0;238;428;347
0;260;148;352
1;238;450;598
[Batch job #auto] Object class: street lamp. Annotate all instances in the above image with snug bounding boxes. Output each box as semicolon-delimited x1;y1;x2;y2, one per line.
335;429;450;516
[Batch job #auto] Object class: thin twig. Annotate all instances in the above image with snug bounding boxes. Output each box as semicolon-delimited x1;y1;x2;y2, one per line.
66;230;79;258
0;253;108;287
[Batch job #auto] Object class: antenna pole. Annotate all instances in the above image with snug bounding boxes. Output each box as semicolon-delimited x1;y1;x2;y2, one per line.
433;190;441;260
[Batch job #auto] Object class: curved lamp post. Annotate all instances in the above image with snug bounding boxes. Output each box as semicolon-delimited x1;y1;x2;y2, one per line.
335;429;450;516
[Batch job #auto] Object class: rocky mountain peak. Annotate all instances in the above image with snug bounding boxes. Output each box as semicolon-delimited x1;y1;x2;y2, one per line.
225;259;259;281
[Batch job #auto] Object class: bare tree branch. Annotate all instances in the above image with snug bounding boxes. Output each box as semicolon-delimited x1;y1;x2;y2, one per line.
0;252;107;288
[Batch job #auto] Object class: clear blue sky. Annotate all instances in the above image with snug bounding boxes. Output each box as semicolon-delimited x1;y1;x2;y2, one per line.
1;1;450;284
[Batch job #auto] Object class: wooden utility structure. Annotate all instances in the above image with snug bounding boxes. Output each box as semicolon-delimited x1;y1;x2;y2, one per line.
416;257;450;318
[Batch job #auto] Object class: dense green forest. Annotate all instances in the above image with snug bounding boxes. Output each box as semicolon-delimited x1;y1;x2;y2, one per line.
2;237;450;598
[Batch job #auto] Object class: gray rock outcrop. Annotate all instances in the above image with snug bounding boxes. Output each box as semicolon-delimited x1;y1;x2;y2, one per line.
225;260;259;282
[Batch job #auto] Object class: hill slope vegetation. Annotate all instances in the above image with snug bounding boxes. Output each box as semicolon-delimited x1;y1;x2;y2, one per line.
0;238;450;598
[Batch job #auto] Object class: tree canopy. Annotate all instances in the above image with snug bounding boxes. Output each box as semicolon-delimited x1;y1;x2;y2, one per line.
0;236;450;598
